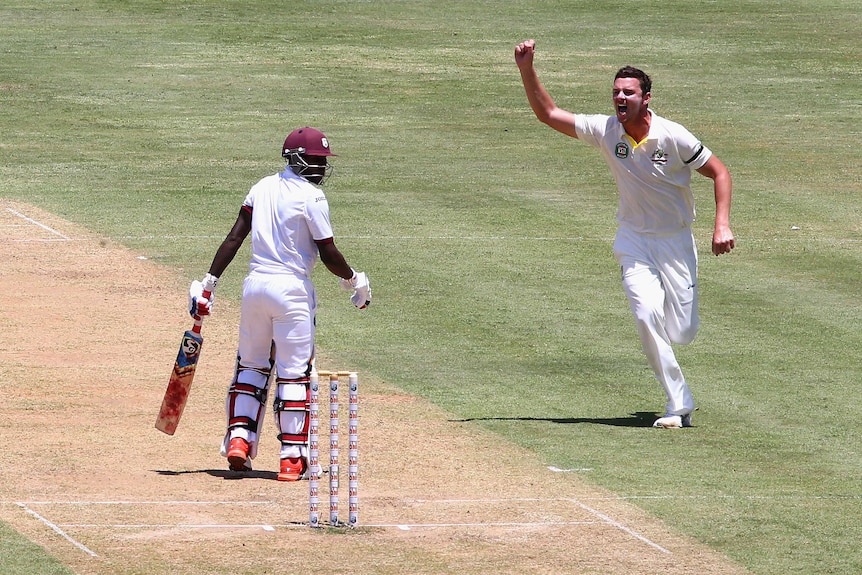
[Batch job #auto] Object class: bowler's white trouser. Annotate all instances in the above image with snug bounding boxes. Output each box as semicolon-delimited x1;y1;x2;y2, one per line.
613;226;698;416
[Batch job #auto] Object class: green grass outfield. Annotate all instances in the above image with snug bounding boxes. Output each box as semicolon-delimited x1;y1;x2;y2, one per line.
2;0;861;573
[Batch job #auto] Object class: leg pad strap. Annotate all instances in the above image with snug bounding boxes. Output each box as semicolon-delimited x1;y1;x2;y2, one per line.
274;377;310;447
227;374;270;434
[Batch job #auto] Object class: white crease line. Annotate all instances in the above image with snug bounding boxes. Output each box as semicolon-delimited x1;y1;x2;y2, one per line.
4;208;71;240
59;521;601;530
404;498;573;503
16;494;860;506
117;234;601;242
7;238;82;243
34;495;860;555
61;523;277;530
575;500;670;554
20;500;274;505
16;503;98;557
402;494;861;502
14;498;667;553
399;497;670;553
549;466;593;473
379;520;600;530
616;494;862;501
113;233;862;244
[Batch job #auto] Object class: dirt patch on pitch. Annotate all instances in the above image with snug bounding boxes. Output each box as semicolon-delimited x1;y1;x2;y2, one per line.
0;201;750;575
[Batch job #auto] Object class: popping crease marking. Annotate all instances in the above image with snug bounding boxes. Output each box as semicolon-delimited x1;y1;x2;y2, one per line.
386;520;599;530
61;523;277;530
401;497;668;554
115;234;862;244
4;208;72;241
27;494;857;556
118;234;602;242
16;502;98;557
575;500;670;554
15;498;668;554
18;500;276;505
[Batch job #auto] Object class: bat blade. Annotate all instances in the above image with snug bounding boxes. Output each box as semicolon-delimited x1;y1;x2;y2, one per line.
155;327;204;435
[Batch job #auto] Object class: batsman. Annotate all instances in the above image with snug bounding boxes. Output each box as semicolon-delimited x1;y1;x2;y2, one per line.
188;127;371;480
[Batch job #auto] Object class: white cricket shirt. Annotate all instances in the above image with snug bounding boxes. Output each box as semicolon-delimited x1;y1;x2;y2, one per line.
242;168;334;278
574;110;711;234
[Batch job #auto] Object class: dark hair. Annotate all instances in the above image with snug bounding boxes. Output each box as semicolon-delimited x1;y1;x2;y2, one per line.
615;66;652;95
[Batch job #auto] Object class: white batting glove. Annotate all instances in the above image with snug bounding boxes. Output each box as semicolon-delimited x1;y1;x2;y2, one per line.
188;273;219;317
339;269;358;291
339;270;371;309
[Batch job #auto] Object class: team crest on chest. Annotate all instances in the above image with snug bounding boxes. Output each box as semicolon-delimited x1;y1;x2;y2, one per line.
615;142;630;159
651;148;669;164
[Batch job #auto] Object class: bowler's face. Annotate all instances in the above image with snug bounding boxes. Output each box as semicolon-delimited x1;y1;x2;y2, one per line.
612;77;650;124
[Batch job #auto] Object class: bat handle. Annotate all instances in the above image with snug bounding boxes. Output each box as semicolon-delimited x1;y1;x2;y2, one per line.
191;289;212;334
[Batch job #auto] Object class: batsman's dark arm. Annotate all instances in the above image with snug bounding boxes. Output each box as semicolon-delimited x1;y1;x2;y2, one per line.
316;238;354;280
208;206;252;277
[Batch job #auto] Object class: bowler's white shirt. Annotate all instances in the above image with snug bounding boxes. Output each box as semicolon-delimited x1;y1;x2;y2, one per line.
575;110;711;234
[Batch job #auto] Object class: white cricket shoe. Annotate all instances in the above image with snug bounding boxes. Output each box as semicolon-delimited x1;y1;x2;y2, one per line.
653;413;693;429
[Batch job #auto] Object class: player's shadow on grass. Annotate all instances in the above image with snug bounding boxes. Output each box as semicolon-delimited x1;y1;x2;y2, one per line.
454;411;658;428
153;469;279;481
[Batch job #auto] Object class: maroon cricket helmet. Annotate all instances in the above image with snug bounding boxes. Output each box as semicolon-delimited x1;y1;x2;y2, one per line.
282;127;337;158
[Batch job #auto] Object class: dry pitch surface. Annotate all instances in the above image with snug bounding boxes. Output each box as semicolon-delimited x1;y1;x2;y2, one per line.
0;201;751;575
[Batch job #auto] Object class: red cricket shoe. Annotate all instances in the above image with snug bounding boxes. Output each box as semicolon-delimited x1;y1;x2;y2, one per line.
227;437;250;471
277;457;307;481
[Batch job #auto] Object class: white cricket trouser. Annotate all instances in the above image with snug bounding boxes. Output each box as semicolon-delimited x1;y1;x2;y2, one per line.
237;273;317;379
228;273;316;457
613;226;699;416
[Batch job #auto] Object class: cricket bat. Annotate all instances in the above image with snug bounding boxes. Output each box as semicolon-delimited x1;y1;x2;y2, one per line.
155;290;210;435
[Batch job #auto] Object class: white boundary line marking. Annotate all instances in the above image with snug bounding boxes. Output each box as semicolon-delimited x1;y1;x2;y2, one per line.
16;503;98;557
4;208;71;240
